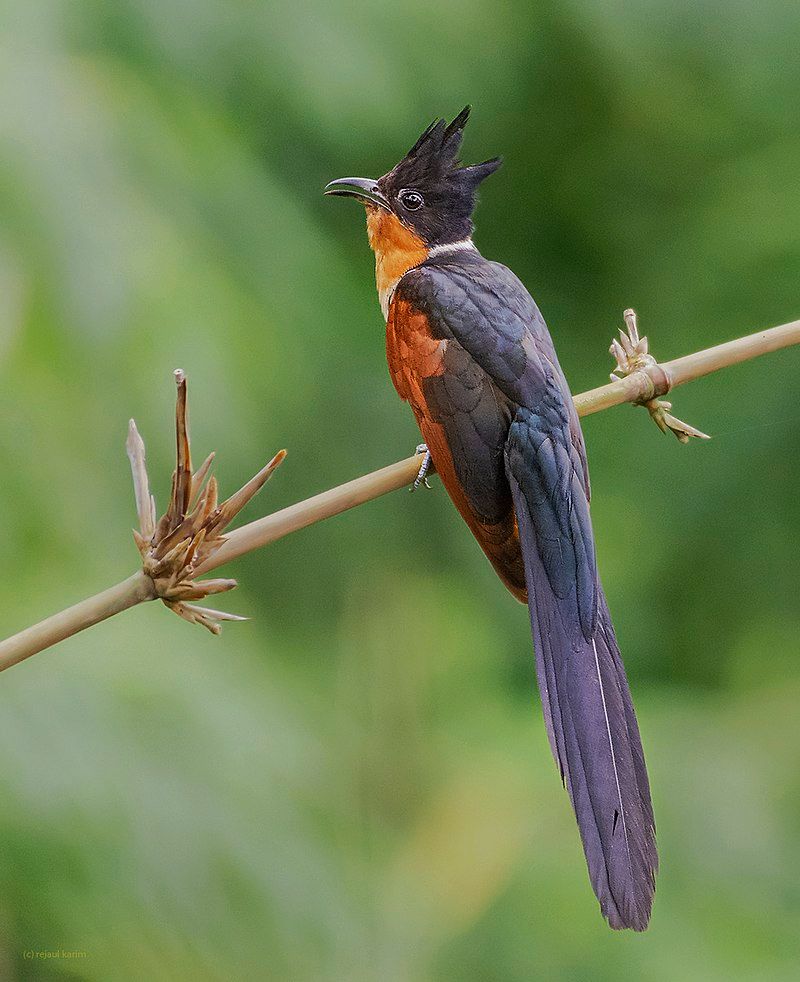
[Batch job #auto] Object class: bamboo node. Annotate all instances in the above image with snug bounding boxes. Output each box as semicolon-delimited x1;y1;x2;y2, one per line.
610;308;710;443
125;372;286;634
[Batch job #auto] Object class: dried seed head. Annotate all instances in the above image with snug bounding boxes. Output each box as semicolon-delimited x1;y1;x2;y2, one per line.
610;309;710;443
127;372;286;633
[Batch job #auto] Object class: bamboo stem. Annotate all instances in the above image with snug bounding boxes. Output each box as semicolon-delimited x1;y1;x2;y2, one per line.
1;315;798;672
572;318;800;415
198;455;420;572
0;572;155;672
663;319;800;386
206;317;800;566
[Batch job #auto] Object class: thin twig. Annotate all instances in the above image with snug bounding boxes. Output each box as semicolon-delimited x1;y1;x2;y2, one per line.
572;316;800;414
0;573;156;672
205;316;800;567
0;313;798;673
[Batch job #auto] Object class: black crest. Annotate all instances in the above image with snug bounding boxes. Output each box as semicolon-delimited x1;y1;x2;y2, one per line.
378;106;502;244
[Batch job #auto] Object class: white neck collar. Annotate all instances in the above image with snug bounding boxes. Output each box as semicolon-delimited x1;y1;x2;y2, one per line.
379;239;476;321
427;238;477;258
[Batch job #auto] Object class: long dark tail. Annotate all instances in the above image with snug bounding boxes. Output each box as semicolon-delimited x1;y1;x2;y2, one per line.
507;456;658;930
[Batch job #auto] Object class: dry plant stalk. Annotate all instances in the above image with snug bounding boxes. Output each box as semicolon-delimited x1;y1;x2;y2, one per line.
0;309;798;673
127;370;286;634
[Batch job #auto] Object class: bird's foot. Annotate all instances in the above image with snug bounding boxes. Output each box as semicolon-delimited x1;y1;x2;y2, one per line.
610;308;710;444
411;443;433;491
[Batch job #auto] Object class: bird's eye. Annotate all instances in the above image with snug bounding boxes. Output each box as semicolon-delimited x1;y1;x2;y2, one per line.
399;189;424;211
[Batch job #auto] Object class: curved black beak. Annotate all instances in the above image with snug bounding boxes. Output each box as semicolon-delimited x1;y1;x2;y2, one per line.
324;177;390;210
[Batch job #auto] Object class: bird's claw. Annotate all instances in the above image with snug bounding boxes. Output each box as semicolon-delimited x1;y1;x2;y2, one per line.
610;309;710;443
411;443;433;491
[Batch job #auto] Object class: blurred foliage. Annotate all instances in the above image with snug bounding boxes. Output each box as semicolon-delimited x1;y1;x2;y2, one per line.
0;1;799;979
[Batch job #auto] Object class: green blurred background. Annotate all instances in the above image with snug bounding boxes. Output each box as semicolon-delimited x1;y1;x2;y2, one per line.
1;1;799;979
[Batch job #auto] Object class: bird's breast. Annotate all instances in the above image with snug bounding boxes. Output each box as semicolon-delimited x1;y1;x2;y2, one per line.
385;295;447;410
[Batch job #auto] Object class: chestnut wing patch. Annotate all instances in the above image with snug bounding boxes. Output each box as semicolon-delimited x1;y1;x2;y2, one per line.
387;296;512;526
386;293;525;599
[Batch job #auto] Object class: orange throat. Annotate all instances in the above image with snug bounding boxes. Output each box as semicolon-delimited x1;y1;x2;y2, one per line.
366;207;428;319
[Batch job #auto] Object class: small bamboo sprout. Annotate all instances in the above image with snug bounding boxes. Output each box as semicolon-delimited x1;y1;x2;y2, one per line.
609;309;710;444
126;370;286;633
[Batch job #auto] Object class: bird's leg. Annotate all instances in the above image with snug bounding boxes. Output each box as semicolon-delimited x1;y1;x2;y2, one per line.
411;443;433;491
610;308;710;443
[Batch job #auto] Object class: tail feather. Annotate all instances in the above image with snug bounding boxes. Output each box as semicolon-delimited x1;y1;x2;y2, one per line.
509;472;657;930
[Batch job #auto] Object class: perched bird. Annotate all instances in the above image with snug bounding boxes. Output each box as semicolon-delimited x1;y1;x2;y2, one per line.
325;107;657;930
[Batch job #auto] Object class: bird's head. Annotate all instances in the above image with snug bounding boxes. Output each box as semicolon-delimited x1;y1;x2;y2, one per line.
325;106;501;255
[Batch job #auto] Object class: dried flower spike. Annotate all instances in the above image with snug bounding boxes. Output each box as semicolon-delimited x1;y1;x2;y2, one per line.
610;309;710;443
126;370;286;633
